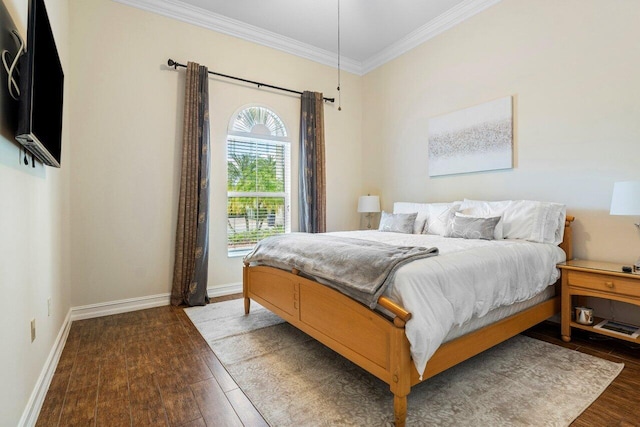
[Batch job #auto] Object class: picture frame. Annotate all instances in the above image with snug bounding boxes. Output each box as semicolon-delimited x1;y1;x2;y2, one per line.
428;96;514;177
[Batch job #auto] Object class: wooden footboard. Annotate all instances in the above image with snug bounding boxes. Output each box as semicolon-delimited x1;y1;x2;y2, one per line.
243;215;574;426
244;263;413;425
243;265;410;387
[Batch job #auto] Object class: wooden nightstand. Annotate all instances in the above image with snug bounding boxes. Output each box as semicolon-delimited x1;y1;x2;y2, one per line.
558;259;640;343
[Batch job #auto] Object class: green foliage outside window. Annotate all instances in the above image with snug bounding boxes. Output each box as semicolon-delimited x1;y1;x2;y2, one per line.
227;149;286;249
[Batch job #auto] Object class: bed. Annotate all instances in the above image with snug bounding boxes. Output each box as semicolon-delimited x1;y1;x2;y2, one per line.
242;199;574;426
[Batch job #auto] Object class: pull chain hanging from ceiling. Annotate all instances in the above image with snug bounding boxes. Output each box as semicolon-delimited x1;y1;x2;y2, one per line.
337;0;342;111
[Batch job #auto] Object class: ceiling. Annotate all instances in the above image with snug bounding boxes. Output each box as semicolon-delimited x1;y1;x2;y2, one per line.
116;0;501;75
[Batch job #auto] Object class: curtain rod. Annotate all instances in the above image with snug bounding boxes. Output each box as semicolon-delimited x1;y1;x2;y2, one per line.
167;59;335;103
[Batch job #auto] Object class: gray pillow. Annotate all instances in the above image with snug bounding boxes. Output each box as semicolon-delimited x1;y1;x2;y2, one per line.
378;211;417;234
445;214;500;240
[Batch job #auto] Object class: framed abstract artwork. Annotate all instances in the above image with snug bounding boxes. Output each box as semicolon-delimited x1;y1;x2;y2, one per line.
428;96;513;177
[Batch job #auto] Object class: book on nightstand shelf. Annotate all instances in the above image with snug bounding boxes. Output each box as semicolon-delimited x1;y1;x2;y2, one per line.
593;319;640;339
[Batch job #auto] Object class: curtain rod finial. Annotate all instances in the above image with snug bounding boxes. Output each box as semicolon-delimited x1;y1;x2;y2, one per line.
167;59;177;69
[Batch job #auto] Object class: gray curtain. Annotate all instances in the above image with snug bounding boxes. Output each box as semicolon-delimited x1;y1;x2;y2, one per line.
299;91;326;233
171;62;210;306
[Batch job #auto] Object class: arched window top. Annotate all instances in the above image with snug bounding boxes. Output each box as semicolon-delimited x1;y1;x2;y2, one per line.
231;106;287;138
226;105;291;255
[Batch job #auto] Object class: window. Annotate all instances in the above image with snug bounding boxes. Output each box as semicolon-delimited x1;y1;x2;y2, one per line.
227;106;291;256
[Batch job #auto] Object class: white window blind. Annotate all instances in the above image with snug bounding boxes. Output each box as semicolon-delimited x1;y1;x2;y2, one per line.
227;107;290;255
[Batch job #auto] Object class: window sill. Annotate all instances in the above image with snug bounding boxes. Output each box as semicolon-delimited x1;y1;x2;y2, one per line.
228;249;251;258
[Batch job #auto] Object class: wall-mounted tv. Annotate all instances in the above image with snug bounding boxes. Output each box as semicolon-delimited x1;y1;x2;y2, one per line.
15;0;64;168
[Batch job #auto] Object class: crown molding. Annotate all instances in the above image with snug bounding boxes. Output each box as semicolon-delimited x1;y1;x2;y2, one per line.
361;0;503;74
112;0;362;75
113;0;501;76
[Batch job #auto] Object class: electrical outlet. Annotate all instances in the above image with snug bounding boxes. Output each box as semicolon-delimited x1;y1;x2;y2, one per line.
47;298;51;317
30;318;36;342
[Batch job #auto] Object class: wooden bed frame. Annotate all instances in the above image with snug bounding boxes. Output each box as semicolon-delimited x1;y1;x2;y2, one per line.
243;215;574;426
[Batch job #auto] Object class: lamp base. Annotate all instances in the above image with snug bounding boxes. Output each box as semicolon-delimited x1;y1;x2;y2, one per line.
366;213;373;229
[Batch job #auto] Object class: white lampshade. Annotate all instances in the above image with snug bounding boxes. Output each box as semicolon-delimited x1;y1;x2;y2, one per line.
610;181;640;215
357;195;380;213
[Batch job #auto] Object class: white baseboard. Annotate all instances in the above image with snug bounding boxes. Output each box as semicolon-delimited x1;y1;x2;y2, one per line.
70;283;243;321
208;282;242;298
19;308;72;427
70;292;171;321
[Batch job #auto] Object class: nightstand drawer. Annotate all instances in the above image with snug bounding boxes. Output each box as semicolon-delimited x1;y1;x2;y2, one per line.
567;271;640;297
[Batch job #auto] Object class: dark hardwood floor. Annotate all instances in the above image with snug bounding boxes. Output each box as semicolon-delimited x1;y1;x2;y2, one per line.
36;296;640;426
36;294;265;427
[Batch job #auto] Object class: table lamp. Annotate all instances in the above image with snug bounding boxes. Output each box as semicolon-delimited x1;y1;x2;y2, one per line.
358;195;380;229
610;181;640;270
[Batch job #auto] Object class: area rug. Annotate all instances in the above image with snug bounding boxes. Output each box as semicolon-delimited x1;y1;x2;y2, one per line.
185;299;623;426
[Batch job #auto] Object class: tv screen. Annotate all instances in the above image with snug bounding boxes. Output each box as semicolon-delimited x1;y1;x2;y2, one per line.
15;0;64;168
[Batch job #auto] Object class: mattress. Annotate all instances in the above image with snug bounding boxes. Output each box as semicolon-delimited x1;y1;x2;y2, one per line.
443;284;556;343
329;230;566;376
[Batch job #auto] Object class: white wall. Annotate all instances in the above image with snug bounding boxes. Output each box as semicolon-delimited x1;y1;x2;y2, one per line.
68;0;363;307
362;0;640;263
362;0;640;322
0;0;71;425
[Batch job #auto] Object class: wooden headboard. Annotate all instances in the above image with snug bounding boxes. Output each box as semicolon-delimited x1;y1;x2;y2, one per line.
559;215;575;261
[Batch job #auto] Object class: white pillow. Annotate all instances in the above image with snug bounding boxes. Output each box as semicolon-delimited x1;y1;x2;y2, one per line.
460;199;566;244
507;200;566;245
393;202;430;234
423;202;462;236
393;201;462;236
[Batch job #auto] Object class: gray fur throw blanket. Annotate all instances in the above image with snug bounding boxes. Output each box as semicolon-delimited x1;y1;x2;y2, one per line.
244;233;439;309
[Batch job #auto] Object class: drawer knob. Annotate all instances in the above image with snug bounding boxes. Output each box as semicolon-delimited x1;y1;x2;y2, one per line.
604;281;614;288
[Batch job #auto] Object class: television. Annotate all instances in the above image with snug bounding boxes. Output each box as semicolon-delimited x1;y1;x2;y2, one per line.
15;0;64;168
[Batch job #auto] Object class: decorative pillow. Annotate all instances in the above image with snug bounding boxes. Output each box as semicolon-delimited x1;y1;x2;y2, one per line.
422;202;462;236
445;213;500;240
393;202;430;234
378;211;417;234
458;201;506;239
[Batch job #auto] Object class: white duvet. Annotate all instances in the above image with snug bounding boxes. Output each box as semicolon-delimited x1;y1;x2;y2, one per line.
329;230;566;377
